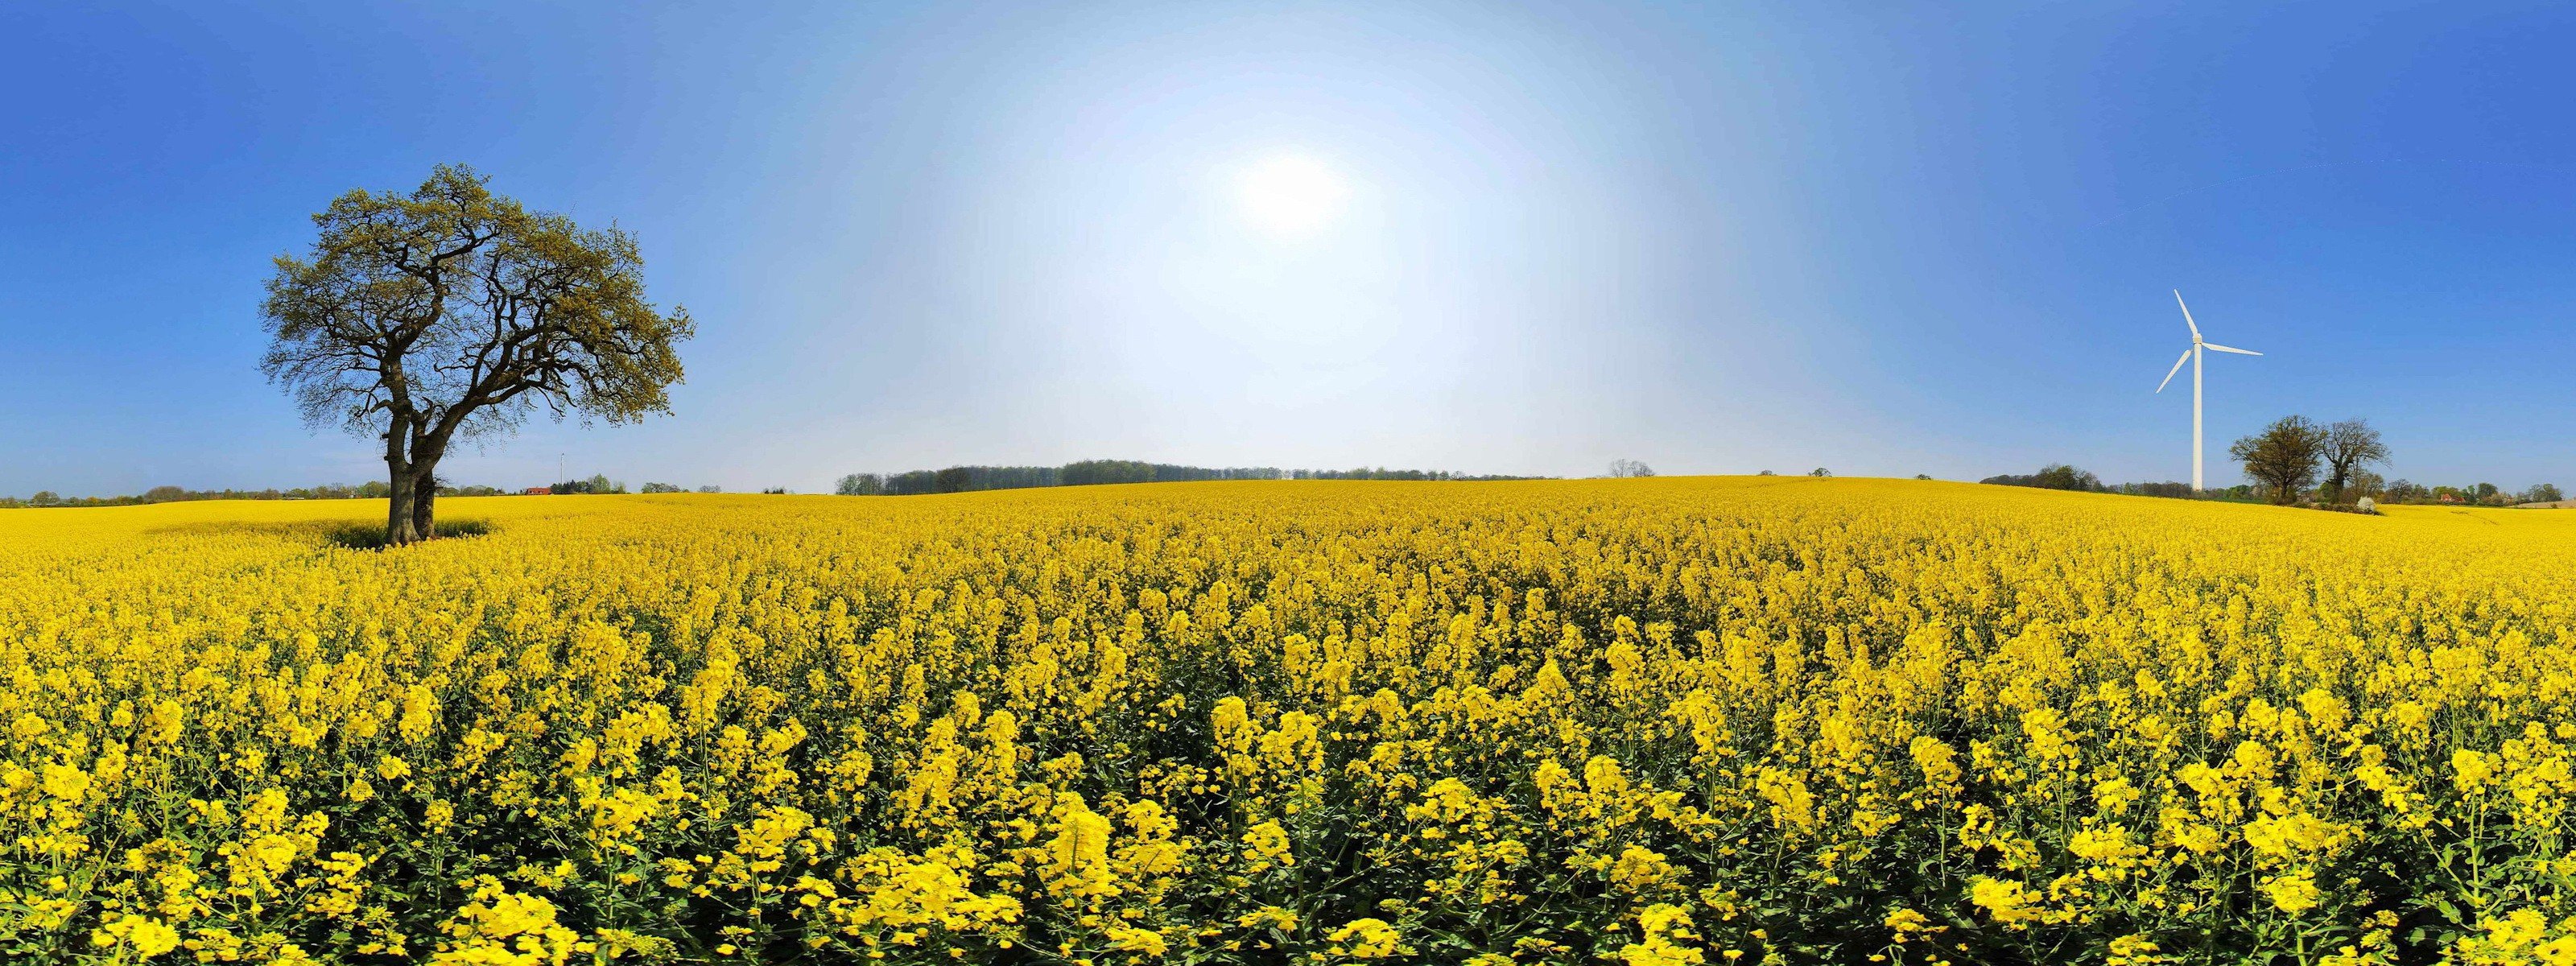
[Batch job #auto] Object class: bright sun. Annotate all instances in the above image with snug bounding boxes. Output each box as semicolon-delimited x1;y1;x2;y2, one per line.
1234;154;1351;237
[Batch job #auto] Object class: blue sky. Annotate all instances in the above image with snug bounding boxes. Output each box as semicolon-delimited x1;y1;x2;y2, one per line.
5;1;2574;495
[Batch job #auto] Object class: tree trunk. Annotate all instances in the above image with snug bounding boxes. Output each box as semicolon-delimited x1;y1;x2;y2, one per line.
411;462;440;540
386;460;419;546
385;417;419;547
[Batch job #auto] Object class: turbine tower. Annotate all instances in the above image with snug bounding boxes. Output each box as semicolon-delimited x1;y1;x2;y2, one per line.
2155;290;2262;491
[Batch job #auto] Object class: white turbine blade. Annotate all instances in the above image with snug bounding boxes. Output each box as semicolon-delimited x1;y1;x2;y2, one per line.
2200;342;2261;356
2155;347;2191;392
2173;289;2202;340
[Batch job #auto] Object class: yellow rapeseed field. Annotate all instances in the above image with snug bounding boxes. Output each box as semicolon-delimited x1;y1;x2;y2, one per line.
6;478;2576;966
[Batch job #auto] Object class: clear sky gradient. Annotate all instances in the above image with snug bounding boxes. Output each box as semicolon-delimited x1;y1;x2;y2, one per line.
6;2;2574;495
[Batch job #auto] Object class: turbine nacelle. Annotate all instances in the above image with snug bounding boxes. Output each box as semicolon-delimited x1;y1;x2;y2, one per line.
2155;291;2263;393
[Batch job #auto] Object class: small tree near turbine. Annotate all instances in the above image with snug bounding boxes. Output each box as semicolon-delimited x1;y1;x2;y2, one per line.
2318;419;2390;506
2228;415;2325;506
261;164;693;546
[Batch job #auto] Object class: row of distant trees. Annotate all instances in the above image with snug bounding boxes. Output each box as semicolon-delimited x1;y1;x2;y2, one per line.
0;481;510;509
536;476;731;495
1979;468;2207;501
2380;479;2562;505
537;478;729;496
0;475;732;507
1984;416;2561;509
1980;464;2106;492
10;461;1546;506
837;460;1547;496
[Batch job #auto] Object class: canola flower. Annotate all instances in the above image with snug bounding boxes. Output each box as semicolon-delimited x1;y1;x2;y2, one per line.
5;477;2576;964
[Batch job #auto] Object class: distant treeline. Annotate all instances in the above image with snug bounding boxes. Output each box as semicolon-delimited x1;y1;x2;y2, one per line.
1;475;741;508
1979;461;2562;506
838;460;1544;496
1980;468;2201;499
6;461;1543;507
0;481;526;509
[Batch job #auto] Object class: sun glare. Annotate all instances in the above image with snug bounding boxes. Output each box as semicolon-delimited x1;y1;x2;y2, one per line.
1234;153;1351;237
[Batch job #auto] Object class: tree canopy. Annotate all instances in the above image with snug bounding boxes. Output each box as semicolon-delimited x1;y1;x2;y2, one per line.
2318;419;2392;506
2230;415;2326;505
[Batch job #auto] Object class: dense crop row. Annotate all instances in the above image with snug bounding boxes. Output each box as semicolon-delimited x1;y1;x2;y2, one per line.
6;479;2576;964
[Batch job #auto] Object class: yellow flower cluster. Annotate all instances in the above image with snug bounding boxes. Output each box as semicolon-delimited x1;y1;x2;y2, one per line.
5;478;2576;964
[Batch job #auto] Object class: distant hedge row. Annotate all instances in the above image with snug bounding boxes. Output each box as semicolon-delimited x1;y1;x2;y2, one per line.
837;460;1542;495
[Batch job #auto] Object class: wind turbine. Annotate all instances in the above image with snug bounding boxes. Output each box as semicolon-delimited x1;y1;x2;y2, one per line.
2154;290;2262;491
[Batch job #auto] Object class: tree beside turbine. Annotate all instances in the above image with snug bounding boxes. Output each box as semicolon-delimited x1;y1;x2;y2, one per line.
2154;290;2263;492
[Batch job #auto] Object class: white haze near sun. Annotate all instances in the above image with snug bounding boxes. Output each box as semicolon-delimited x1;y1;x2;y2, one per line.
1232;154;1354;238
344;3;1935;491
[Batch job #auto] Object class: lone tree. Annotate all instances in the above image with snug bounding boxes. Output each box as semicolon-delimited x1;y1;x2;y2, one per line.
1607;459;1655;479
2228;415;2326;505
2318;418;2391;506
262;164;692;545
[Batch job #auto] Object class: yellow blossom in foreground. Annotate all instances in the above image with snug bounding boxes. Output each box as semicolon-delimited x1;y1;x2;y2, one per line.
1325;919;1406;959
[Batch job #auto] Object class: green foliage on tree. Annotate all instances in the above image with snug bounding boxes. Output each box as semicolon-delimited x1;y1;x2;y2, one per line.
2229;415;2327;505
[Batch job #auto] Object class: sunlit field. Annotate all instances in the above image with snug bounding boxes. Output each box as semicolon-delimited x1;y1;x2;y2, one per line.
7;479;2576;965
